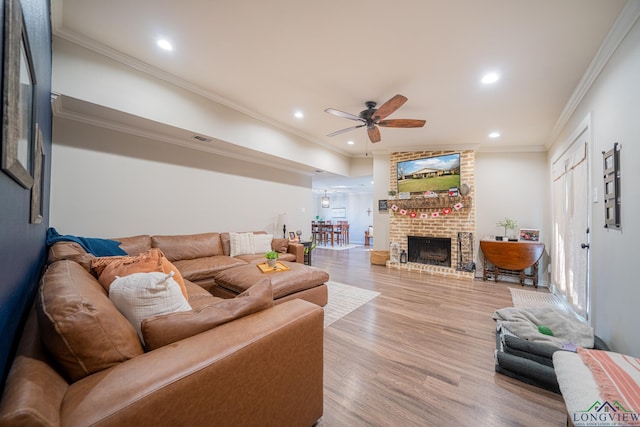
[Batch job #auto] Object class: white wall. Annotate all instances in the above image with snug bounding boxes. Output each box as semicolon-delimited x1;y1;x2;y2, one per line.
372;153;391;250
51;118;312;237
548;15;640;355
475;151;549;280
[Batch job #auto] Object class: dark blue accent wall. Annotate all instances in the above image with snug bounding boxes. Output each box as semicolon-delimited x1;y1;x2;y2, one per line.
0;0;51;390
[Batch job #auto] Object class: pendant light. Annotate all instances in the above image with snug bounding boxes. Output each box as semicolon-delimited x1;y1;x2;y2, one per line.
321;190;330;208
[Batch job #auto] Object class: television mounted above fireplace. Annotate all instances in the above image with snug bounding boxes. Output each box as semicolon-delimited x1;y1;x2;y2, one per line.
397;153;460;194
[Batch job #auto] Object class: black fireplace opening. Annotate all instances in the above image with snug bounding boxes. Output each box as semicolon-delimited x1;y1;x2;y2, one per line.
407;236;452;267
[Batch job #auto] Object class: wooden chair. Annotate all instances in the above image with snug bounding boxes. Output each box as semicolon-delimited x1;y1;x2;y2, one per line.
335;221;349;246
333;221;344;246
323;220;333;246
311;221;320;244
343;222;350;245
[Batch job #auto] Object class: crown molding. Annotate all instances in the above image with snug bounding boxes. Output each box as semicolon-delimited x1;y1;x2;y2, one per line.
548;0;640;147
476;144;547;153
51;97;317;177
51;29;350;158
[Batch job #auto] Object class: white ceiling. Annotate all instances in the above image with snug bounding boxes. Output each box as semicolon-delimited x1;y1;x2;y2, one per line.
52;0;628;192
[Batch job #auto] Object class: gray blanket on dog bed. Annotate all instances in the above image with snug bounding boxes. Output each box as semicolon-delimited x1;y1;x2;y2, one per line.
492;307;594;348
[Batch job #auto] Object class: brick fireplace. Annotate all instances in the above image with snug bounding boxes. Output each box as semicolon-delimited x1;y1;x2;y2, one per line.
388;150;475;279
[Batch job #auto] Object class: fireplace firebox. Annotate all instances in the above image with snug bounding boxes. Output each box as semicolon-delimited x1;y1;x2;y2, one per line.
407;236;451;267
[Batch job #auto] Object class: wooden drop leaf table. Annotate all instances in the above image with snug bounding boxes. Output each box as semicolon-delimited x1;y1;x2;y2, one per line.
480;240;545;287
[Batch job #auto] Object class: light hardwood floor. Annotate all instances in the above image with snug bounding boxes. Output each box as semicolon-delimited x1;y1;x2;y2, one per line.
312;245;566;427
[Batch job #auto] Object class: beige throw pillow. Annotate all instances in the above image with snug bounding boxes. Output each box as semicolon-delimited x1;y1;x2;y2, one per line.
253;233;273;253
109;271;192;344
229;232;255;257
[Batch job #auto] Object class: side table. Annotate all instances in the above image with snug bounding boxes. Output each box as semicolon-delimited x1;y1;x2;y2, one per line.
480;240;545;287
300;240;313;266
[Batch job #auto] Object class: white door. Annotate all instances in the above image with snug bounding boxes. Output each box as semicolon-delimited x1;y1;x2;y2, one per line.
551;126;591;319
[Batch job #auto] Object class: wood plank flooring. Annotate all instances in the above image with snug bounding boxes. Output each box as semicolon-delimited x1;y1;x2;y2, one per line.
313;245;566;427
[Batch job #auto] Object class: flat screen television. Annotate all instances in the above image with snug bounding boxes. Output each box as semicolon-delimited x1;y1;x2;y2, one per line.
397;153;461;194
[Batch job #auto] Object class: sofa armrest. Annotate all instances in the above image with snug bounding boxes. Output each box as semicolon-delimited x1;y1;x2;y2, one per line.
287;242;304;263
60;299;324;427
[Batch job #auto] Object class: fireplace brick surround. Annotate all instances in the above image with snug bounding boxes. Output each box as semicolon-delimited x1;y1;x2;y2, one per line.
388;150;475;279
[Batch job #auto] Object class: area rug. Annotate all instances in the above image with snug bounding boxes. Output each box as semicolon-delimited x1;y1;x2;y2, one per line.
315;244;361;251
323;281;380;327
509;288;568;312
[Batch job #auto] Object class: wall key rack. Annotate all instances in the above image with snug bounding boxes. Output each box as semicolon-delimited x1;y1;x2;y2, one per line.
602;143;621;229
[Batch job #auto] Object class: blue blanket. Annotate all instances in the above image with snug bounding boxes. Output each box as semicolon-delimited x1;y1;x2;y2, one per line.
46;228;127;257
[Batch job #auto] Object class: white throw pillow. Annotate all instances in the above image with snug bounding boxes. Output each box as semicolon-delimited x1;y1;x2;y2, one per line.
229;232;255;257
109;271;192;344
253;233;273;254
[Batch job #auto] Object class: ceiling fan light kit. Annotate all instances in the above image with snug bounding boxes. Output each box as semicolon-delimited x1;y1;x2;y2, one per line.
325;94;426;143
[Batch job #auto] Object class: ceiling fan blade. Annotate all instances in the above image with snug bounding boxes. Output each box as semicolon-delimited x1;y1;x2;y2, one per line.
378;119;426;128
372;94;407;121
327;124;366;137
324;108;365;122
367;126;381;143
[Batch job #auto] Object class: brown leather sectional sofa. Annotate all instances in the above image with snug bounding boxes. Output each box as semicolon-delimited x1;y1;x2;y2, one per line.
47;231;328;305
0;232;328;426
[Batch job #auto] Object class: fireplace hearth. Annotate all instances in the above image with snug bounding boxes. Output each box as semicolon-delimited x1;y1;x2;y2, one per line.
408;236;451;267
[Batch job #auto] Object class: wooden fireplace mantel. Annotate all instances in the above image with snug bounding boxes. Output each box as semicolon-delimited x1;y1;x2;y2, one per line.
480;240;545;287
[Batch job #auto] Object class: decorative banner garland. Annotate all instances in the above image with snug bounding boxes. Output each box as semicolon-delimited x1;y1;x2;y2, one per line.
390;202;464;218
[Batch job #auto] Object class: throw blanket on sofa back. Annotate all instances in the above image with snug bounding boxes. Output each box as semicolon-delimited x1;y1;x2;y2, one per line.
46;227;126;257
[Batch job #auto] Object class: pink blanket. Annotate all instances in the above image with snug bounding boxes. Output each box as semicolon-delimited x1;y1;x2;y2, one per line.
578;348;640;424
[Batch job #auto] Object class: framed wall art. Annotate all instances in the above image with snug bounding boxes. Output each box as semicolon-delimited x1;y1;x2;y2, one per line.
30;124;44;224
2;0;37;189
331;208;346;218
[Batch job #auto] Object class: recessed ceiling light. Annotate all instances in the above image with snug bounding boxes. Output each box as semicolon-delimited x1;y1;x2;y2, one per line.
347;140;355;145
489;132;501;138
481;72;500;84
294;111;304;118
157;39;173;51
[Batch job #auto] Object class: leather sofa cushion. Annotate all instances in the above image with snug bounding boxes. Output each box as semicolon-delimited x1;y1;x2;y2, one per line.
112;234;152;255
172;256;247;281
214;262;329;299
36;261;144;382
271;238;289;253
47;241;95;271
141;278;274;351
152;233;223;261
184;280;224;310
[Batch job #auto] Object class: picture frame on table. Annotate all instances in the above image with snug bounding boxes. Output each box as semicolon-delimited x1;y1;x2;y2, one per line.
2;0;38;189
519;229;540;242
